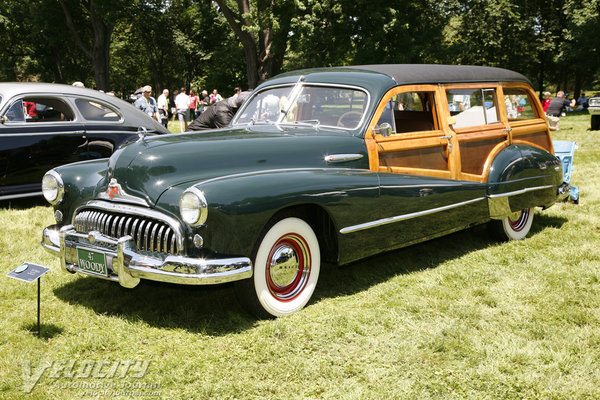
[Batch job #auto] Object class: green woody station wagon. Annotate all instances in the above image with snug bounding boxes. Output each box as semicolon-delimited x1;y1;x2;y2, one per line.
41;65;570;317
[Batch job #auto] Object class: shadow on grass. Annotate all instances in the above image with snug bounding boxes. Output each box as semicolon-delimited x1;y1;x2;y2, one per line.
22;322;64;340
52;213;567;334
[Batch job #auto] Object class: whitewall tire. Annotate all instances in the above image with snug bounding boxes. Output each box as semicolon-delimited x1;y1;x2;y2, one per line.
488;208;534;241
237;217;320;318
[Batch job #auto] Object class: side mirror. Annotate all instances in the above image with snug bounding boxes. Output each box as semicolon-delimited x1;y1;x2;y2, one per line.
373;122;392;137
1;115;8;124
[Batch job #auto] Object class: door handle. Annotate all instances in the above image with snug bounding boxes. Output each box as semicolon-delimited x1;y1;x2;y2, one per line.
440;135;453;153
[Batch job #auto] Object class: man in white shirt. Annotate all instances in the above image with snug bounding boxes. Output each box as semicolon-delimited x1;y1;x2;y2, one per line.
175;87;190;132
157;89;169;128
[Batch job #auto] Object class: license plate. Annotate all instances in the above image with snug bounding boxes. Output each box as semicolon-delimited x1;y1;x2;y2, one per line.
76;247;108;277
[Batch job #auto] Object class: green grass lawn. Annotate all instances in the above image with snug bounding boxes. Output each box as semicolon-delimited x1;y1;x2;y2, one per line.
1;113;599;399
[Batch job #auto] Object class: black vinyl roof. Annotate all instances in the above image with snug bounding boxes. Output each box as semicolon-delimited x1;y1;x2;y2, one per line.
344;64;531;85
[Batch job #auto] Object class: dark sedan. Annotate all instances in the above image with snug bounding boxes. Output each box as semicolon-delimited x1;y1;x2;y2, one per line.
0;83;168;200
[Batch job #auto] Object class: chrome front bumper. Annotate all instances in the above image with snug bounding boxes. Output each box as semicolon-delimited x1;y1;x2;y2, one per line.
41;224;252;288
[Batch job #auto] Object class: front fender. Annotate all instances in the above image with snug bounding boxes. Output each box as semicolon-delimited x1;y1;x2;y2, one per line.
161;168;380;258
52;158;110;221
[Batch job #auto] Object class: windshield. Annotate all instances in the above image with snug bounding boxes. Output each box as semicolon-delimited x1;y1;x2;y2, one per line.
233;84;368;129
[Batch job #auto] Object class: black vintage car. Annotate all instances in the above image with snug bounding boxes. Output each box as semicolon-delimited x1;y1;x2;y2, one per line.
0;83;168;200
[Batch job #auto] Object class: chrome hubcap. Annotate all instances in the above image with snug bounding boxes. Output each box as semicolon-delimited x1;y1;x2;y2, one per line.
269;245;300;287
266;234;311;301
508;208;529;231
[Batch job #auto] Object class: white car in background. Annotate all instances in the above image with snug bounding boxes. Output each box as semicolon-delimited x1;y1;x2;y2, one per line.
589;96;600;130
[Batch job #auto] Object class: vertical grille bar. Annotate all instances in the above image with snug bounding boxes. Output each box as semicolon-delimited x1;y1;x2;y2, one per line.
73;208;180;255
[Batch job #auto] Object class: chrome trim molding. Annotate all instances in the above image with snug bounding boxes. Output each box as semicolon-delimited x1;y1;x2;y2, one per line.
486;185;554;199
0;191;43;200
487;185;554;219
42;225;252;287
0;131;86;136
324;154;364;163
196;167;367;187
340;197;486;234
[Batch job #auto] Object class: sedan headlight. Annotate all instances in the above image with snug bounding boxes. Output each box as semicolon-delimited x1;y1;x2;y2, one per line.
589;97;600;107
180;188;208;226
42;170;64;205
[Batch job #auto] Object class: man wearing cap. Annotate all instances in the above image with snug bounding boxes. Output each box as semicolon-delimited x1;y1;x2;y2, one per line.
134;85;160;122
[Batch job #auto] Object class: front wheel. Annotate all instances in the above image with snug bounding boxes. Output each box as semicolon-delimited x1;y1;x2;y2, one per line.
236;217;320;318
487;208;534;241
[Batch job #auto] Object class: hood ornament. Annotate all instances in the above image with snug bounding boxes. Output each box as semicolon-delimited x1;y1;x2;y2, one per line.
137;126;148;142
99;178;149;206
107;178;120;198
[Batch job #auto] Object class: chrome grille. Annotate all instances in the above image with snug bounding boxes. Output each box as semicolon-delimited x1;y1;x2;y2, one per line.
74;209;180;254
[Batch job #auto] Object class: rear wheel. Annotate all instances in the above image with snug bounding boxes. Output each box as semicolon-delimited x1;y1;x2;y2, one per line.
591;115;600;131
236;217;320;318
487;208;534;241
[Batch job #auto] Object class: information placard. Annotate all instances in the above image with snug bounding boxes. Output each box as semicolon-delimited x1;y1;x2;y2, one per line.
6;262;50;283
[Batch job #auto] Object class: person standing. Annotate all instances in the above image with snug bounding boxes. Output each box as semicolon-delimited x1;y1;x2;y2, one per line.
175;87;190;132
199;90;210;113
189;90;200;120
210;89;222;104
157;89;170;129
134;85;160;122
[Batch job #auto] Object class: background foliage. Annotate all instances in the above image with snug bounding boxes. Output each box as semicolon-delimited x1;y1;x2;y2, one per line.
0;0;598;97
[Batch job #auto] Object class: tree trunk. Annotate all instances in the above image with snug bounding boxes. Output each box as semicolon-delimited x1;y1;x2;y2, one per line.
213;0;278;89
58;0;114;90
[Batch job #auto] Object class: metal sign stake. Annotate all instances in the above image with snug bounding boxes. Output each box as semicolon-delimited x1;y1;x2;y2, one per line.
7;262;51;337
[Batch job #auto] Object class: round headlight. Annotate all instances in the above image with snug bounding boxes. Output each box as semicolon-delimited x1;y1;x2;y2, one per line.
180;188;208;226
42;170;64;205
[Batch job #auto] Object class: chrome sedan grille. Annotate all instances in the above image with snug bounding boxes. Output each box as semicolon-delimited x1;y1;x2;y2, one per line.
73;209;181;254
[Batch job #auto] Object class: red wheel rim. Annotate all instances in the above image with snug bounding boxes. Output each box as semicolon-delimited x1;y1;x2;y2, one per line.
265;233;311;302
508;208;530;232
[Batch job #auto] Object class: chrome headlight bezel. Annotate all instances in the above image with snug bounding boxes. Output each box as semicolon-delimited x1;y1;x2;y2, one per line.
180;187;208;226
42;170;64;205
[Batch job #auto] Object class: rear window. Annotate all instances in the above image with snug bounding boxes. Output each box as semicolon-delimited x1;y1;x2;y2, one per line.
75;99;121;122
503;88;537;120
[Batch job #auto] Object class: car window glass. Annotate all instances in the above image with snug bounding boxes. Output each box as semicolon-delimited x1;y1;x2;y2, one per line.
447;88;499;128
75;99;121;121
376;91;436;134
503;88;537;120
234;85;368;129
16;97;75;122
4;99;25;122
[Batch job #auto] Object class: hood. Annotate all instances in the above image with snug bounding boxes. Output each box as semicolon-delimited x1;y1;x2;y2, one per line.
104;125;368;205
